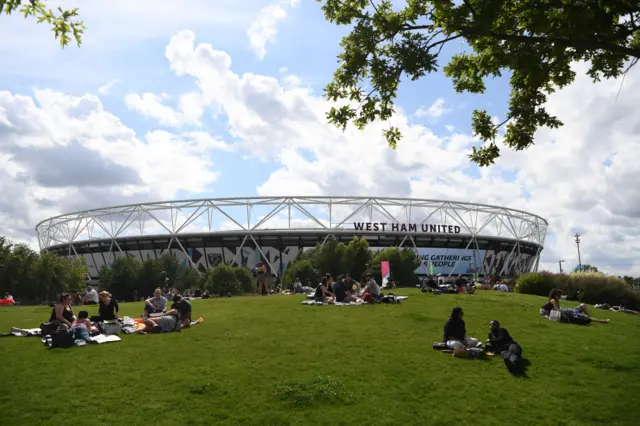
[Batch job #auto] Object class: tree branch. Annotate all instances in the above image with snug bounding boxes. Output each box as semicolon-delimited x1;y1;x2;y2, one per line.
402;23;640;58
462;0;478;20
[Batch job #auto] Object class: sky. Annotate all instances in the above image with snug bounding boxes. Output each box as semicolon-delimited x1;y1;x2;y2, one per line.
1;0;639;275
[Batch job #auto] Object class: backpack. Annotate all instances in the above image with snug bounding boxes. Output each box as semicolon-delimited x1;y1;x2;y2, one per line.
40;322;58;336
50;326;75;348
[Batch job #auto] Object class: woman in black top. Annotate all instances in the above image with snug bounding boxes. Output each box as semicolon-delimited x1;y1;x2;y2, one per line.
49;293;75;328
98;291;120;321
443;307;479;349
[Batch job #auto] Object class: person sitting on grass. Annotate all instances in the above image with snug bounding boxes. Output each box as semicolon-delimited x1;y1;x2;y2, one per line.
344;273;361;294
443;307;479;350
71;310;93;342
171;294;193;328
361;273;381;303
542;289;610;324
97;291;119;321
50;293;76;328
144;288;168;318
487;320;524;374
314;278;334;303
84;286;99;305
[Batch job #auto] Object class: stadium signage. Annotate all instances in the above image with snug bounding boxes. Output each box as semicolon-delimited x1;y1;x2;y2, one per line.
353;222;461;234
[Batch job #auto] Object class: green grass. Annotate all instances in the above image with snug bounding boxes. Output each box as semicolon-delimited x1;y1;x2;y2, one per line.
1;290;639;425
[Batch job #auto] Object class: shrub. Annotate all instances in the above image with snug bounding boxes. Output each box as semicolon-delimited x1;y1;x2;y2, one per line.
515;272;565;297
283;259;319;288
234;266;256;294
517;272;640;309
205;264;242;295
569;273;640;309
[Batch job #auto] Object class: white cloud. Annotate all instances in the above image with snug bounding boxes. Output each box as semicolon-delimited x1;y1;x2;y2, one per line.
0;88;231;246
125;92;205;127
415;97;450;119
98;79;119;96
3;28;640;278
162;31;640;276
247;0;300;60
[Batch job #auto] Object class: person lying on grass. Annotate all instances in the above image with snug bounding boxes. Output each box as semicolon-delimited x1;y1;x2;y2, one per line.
171;294;192;328
137;309;180;334
443;306;480;350
487;320;524;374
541;289;610;325
143;288;168;318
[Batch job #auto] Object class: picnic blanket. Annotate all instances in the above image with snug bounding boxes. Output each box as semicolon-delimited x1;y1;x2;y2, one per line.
0;327;42;337
41;333;122;348
302;296;408;306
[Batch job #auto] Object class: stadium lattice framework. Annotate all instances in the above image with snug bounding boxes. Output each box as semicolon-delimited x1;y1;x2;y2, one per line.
36;197;548;280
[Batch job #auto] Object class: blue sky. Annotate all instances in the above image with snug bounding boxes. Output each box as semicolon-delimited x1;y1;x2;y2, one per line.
1;0;639;275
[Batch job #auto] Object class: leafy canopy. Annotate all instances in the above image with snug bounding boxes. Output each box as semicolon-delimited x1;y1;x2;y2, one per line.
1;0;84;47
320;0;640;165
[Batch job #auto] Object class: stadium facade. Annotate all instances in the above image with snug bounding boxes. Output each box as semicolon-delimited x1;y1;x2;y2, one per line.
36;197;548;279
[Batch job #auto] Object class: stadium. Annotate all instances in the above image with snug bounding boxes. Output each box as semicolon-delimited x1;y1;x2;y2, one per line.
35;197;548;280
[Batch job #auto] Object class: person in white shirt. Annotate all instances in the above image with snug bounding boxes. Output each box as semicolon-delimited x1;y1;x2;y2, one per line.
144;288;168;317
84;286;99;305
361;273;381;303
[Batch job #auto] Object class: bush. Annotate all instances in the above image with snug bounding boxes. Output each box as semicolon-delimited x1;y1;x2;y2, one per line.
283;259;319;288
569;272;640;309
515;272;565;297
369;247;420;287
205;264;242;295
516;272;640;309
234;266;256;294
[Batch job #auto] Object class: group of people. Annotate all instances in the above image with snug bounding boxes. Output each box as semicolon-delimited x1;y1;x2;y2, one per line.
48;288;194;342
443;306;526;373
309;273;381;304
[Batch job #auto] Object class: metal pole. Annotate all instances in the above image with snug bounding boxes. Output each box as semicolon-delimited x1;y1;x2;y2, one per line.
558;260;565;274
574;233;581;270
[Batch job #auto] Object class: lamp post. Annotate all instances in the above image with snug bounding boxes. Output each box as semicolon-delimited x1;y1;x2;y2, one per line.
574;233;582;270
558;260;565;274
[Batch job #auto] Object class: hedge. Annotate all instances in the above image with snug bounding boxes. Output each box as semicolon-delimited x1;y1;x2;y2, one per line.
516;272;640;309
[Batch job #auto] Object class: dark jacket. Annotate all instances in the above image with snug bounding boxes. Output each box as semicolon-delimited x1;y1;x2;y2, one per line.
488;327;515;352
443;318;466;342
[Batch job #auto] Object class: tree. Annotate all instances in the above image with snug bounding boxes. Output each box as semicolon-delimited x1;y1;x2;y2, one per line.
320;0;640;166
205;264;242;296
234;266;256;294
1;0;84;47
282;259;320;288
369;247;421;287
573;264;599;273
99;256;141;301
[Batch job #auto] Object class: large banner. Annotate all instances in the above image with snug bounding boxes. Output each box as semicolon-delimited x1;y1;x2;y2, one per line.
381;261;390;287
370;247;486;276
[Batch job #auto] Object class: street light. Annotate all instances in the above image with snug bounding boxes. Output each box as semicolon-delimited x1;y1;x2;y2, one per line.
558;260;565;274
574;233;582;270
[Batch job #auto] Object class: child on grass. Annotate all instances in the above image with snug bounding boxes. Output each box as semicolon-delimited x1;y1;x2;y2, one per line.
71;310;92;342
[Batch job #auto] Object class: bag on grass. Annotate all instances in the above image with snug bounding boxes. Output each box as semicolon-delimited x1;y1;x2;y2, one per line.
40;322;58;336
432;342;447;350
50;327;75;348
549;310;561;322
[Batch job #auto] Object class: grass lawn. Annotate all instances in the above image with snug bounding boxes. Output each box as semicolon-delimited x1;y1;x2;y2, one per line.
1;289;639;425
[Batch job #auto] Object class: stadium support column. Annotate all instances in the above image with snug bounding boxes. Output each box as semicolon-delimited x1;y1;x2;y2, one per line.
447;237;475;278
408;236;428;276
